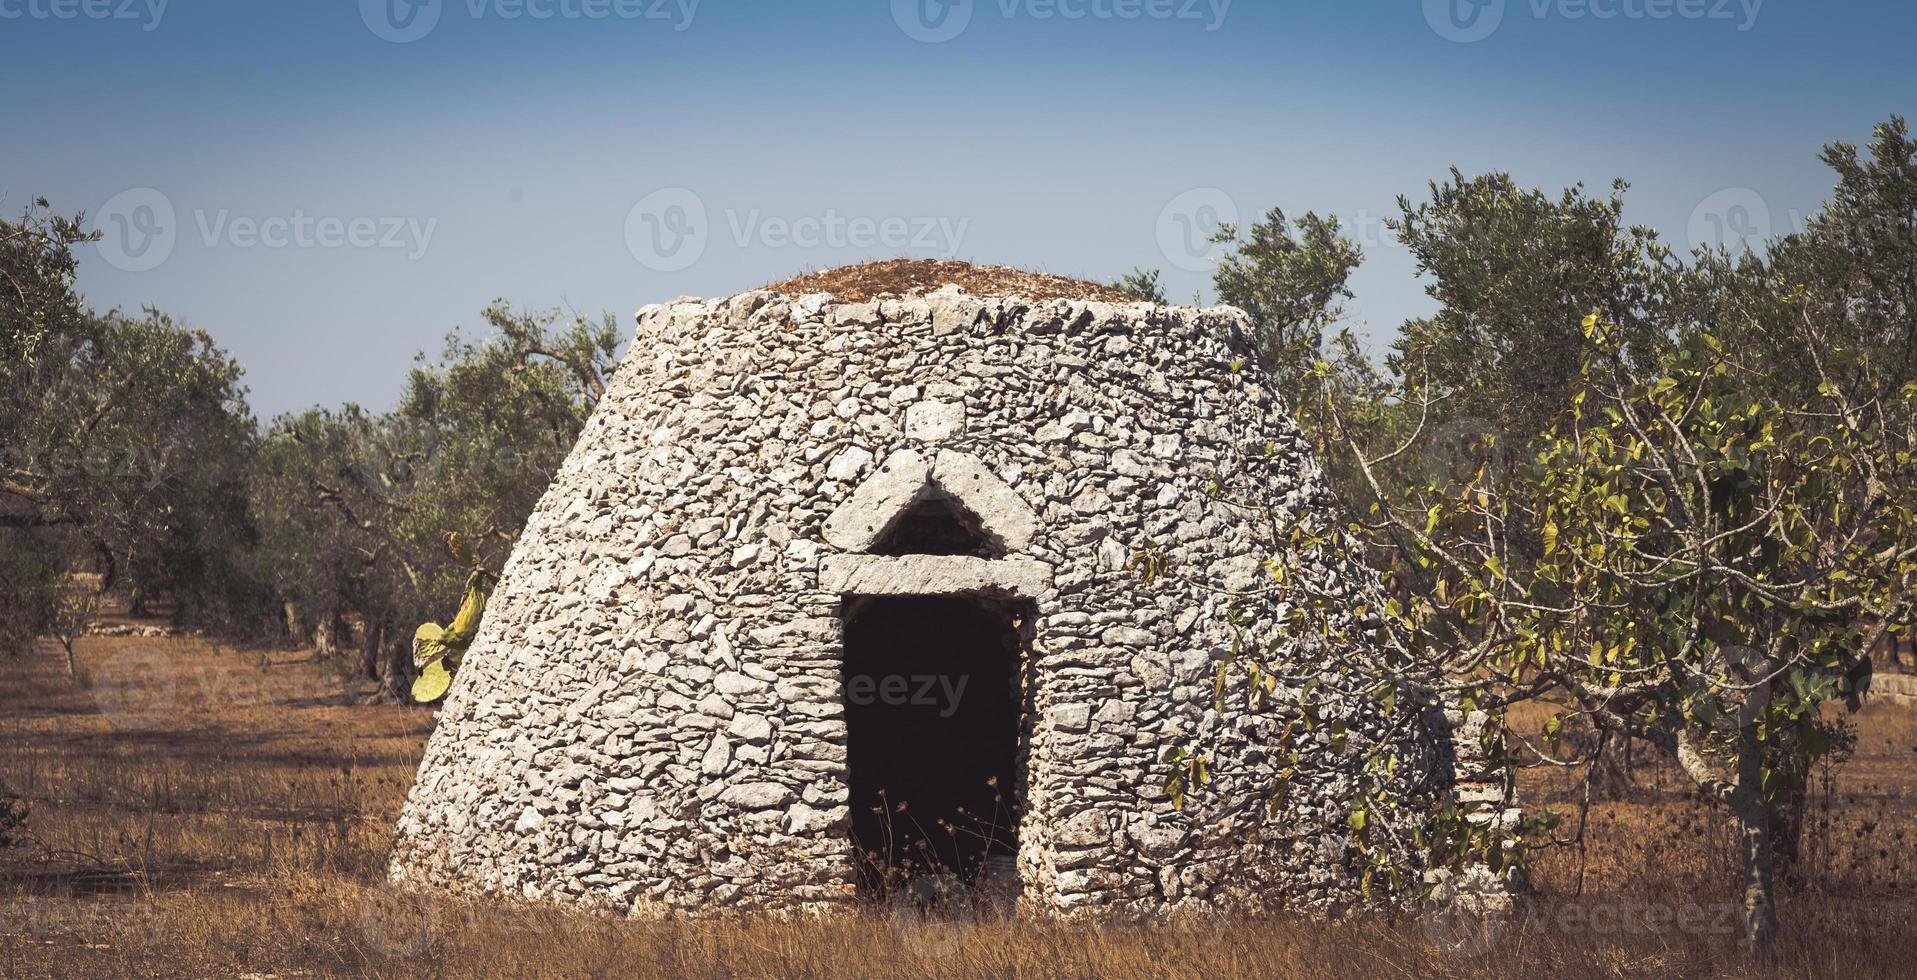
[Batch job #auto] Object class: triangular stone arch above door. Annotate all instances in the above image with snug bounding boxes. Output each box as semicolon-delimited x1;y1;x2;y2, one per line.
823;449;1040;555
820;449;1052;600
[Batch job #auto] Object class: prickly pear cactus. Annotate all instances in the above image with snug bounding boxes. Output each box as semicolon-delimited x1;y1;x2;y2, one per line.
411;532;495;704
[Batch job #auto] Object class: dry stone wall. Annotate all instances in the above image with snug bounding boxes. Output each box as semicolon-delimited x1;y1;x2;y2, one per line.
388;284;1451;918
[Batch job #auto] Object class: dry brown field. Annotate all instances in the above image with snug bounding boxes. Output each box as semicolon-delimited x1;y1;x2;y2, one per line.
2;632;1912;979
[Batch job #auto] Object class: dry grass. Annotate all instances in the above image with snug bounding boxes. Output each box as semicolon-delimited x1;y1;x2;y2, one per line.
764;259;1141;305
2;635;1914;978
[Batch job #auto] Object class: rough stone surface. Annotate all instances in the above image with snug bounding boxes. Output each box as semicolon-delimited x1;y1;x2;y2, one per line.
905;399;965;441
389;284;1454;919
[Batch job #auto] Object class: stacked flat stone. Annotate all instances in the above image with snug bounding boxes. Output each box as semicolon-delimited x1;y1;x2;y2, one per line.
388;282;1452;918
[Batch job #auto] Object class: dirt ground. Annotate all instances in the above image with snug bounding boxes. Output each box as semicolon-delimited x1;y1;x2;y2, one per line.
2;633;1913;979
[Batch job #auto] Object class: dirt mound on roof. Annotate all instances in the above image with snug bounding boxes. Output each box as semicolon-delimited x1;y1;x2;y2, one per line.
764;259;1139;304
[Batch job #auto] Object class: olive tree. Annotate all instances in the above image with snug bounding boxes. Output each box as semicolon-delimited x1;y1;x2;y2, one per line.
1209;207;1364;387
1388;172;1675;446
4;199;261;638
251;303;618;699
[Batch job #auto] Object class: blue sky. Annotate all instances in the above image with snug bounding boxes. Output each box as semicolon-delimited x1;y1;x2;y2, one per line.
5;0;1914;419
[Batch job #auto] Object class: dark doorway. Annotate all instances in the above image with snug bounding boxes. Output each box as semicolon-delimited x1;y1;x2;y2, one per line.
841;595;1026;895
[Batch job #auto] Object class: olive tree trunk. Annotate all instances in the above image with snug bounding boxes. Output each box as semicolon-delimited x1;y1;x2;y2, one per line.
359;620;381;682
381;626;415;702
360;620;414;703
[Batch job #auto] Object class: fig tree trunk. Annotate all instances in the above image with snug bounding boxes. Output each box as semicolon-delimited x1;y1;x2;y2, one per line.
1735;715;1779;961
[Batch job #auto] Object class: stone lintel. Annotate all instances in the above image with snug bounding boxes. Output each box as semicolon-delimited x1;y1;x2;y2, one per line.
818;554;1053;600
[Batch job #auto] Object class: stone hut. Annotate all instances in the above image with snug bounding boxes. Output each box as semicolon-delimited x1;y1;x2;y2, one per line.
389;262;1454;919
